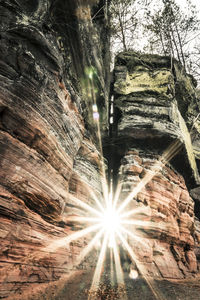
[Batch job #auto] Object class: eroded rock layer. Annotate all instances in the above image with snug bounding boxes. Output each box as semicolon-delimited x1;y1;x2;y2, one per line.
0;0;104;298
118;149;196;278
113;52;199;182
112;52;200;279
1;1;200;298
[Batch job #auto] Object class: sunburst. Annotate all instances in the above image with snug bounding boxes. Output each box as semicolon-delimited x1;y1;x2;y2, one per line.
43;70;183;300
43;138;181;300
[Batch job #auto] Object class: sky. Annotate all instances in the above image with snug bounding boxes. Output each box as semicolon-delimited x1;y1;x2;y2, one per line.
111;0;200;79
111;0;200;49
176;0;200;16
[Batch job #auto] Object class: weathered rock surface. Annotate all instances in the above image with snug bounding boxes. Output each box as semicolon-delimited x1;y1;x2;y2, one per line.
113;52;199;183
0;0;105;298
118;150;196;278
1;2;200;299
194;217;200;269
112;52;200;279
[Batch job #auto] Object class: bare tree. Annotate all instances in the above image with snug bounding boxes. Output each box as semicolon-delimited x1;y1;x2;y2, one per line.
144;0;200;72
109;0;139;52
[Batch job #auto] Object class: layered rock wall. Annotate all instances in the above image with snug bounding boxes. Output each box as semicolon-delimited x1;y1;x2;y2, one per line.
1;2;200;298
112;52;200;278
0;0;105;298
118;150;196;278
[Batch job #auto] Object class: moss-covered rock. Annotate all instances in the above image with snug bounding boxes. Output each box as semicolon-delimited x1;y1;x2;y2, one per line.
113;51;199;184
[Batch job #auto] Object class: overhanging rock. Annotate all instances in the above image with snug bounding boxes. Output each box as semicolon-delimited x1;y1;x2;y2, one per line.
113;52;199;184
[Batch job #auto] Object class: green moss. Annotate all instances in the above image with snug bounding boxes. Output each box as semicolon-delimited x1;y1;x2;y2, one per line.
115;68;173;96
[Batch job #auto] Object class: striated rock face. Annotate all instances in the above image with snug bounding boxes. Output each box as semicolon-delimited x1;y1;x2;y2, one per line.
1;2;200;298
0;0;105;298
112;52;200;279
194;217;200;270
118;149;196;278
113;52;199;182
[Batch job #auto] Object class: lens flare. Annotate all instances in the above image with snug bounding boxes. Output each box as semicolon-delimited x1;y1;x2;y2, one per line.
41;81;181;300
129;269;138;279
100;205;121;233
101;207;121;248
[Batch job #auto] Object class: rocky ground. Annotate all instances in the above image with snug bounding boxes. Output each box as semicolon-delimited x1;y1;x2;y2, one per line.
5;269;200;300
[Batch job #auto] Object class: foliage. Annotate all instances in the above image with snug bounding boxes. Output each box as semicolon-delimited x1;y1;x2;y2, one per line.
144;0;200;74
108;0;200;83
109;0;139;52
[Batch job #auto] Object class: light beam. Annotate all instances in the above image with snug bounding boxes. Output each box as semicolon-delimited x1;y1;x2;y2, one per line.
40;137;183;300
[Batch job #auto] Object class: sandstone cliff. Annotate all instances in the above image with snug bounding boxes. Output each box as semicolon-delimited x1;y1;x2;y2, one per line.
111;52;200;279
0;0;107;298
0;1;200;299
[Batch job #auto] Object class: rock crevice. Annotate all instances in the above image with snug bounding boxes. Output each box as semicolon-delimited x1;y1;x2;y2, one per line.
0;2;200;298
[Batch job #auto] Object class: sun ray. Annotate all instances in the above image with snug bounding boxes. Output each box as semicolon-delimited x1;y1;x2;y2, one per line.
119;225;148;247
88;74;109;207
100;170;109;207
43;139;183;298
88;232;109;298
117;170;156;214
162;140;182;161
110;247;115;285
113;182;122;209
72;166;105;213
96;121;109;200
117;139;183;214
112;240;125;286
65;215;101;224
162;144;182;162
117;231;165;300
68;193;103;217
45;223;102;252
112;237;128;300
86;185;105;212
75;228;105;267
73;68;110;209
120;205;151;219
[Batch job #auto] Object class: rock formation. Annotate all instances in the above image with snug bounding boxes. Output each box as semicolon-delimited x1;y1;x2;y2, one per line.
0;1;200;299
111;52;200;279
0;0;106;298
